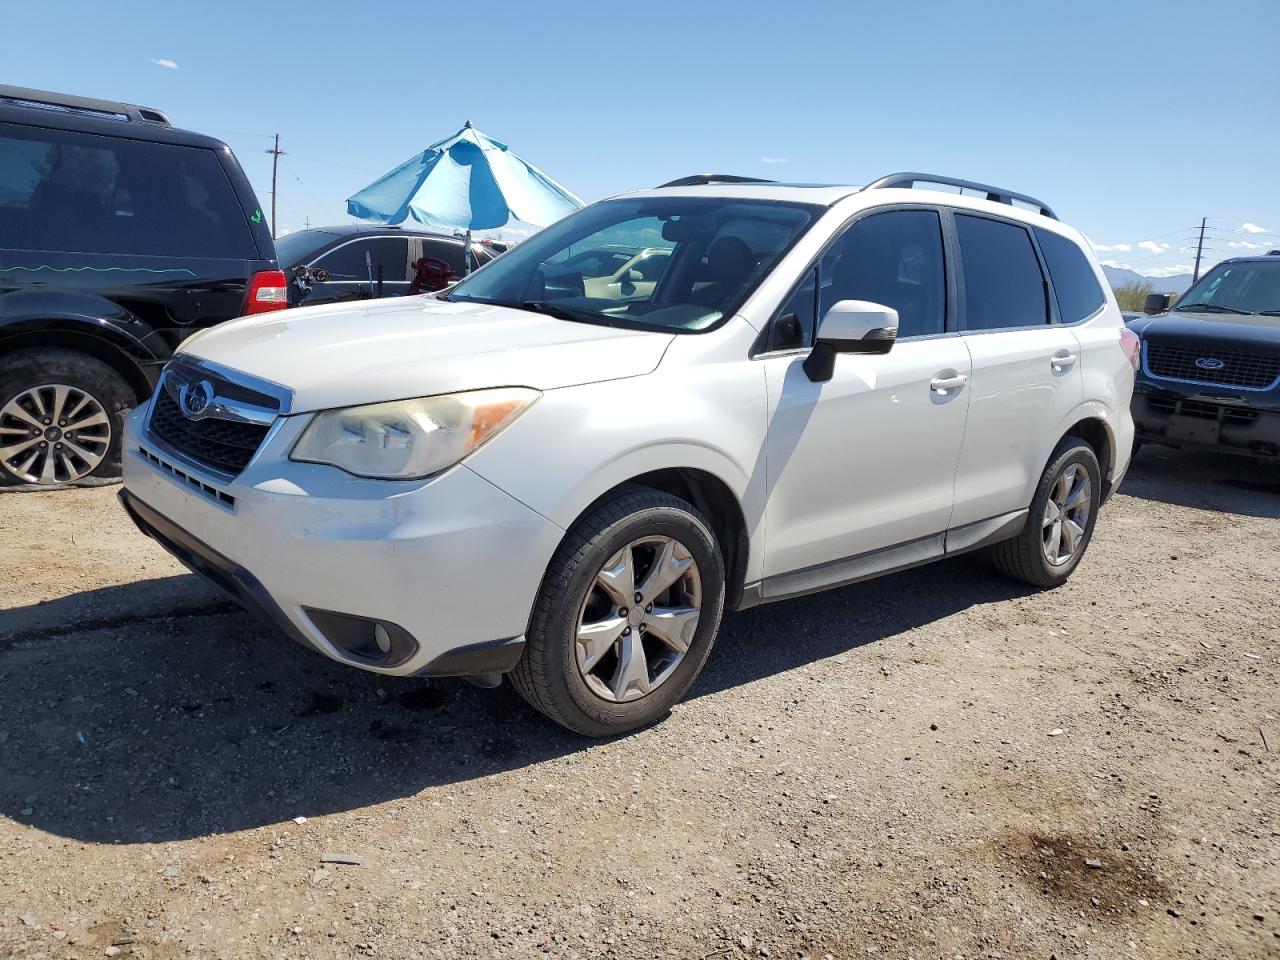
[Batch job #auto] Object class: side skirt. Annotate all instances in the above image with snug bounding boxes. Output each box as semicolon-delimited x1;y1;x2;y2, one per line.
737;509;1028;609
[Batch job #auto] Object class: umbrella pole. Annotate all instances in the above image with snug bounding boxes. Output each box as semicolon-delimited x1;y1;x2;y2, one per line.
464;230;473;276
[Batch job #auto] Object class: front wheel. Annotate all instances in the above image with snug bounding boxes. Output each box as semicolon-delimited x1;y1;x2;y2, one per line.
510;488;726;737
989;437;1102;588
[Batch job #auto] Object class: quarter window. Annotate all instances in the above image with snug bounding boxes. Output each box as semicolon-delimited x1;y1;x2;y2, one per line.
956;214;1049;330
1035;227;1106;323
818;210;947;338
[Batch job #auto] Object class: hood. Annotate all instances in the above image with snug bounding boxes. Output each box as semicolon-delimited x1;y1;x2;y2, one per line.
1129;310;1280;349
179;297;674;413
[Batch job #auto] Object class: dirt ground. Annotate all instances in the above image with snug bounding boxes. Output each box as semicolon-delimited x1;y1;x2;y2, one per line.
0;446;1277;960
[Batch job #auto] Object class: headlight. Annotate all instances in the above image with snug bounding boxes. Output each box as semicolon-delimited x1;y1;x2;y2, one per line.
290;387;539;480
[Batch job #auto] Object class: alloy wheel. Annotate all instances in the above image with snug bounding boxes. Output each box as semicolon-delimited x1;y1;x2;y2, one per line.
575;535;703;703
1041;463;1092;566
0;384;112;485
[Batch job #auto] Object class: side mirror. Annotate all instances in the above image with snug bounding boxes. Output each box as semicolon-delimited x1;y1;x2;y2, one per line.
1143;293;1171;315
803;300;899;382
622;268;643;283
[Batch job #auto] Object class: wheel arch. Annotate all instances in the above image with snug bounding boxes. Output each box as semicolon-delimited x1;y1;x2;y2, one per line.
1058;407;1115;498
557;466;752;612
0;327;155;402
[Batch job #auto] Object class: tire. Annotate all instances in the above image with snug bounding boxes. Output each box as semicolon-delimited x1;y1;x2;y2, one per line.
510;487;726;737
988;436;1102;588
0;348;136;489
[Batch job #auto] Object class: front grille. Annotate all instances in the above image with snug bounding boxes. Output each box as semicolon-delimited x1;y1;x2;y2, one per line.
148;388;270;475
1146;396;1259;426
1145;341;1280;389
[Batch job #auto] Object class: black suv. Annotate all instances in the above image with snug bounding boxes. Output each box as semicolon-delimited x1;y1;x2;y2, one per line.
1128;253;1280;460
277;224;502;307
0;85;282;488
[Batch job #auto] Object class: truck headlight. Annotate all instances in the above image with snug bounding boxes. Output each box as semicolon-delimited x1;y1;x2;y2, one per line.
290;387;539;480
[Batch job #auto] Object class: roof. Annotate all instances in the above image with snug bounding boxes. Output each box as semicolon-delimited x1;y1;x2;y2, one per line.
622;182;862;206
295;224;470;243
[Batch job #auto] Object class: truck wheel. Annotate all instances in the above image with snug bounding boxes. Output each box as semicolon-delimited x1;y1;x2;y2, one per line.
510;487;726;737
989;437;1102;588
0;348;135;488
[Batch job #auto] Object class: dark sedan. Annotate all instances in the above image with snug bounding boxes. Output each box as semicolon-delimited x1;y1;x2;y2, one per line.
1128;254;1280;459
275;225;503;307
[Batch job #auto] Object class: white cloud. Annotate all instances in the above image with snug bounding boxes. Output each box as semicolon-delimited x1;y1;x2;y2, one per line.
1144;264;1196;278
1228;239;1266;249
760;156;789;164
1092;242;1132;253
151;58;178;70
1100;259;1133;270
1240;222;1267;234
1137;240;1170;255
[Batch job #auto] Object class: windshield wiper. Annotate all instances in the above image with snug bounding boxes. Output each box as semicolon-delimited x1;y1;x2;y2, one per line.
1175;302;1251;315
519;300;603;324
1256;309;1280;316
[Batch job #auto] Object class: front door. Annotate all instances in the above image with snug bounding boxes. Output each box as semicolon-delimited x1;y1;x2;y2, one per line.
761;208;972;581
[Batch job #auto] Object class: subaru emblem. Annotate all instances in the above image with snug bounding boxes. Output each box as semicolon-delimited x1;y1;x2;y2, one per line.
1194;357;1225;371
180;380;214;419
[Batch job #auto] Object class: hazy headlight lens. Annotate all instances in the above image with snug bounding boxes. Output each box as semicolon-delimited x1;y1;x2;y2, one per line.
290;387;539;479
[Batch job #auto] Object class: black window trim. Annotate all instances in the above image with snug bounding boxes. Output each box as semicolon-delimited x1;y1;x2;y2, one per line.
1031;224;1108;327
947;207;1063;334
751;202;958;359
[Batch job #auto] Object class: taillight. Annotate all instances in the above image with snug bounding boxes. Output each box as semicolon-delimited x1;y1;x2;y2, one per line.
246;269;289;314
1119;328;1141;372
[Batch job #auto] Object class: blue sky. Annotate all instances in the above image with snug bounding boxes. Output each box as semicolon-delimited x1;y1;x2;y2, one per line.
7;0;1278;278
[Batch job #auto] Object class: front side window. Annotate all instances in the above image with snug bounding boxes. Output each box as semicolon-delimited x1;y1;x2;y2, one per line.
1035;227;1105;323
818;209;947;338
0;121;256;259
316;237;410;282
956;214;1049;330
447;197;820;333
1176;260;1280;315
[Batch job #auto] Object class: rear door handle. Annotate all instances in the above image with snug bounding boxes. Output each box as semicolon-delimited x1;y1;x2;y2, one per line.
930;373;969;394
1051;350;1078;370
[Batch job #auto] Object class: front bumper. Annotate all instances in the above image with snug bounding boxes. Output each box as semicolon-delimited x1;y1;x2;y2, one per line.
120;407;565;677
1132;380;1280;459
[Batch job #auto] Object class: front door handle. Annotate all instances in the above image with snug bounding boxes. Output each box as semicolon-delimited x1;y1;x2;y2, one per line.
1051;350;1078;371
930;373;969;394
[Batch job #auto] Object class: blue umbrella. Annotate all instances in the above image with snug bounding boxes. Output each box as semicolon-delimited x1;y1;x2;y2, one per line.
346;121;583;273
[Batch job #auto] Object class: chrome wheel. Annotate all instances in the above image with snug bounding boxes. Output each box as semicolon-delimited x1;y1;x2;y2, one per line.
1041;463;1092;566
575;535;702;703
0;384;111;484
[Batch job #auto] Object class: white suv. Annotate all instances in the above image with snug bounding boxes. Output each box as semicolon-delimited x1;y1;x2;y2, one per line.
120;172;1137;737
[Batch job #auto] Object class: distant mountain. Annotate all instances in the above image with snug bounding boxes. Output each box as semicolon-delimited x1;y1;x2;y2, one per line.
1101;265;1194;295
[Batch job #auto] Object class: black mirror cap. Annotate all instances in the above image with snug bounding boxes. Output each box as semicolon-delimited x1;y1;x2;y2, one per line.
1143;293;1169;315
802;329;896;382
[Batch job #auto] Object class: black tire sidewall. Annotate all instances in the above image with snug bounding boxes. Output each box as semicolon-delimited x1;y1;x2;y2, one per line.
0;348;136;488
1028;441;1102;583
534;498;725;735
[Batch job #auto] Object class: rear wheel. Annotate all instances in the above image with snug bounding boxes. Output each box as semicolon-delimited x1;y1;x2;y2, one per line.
989;436;1101;588
0;348;134;488
510;488;725;737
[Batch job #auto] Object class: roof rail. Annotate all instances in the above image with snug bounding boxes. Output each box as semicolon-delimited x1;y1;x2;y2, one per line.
0;84;172;126
657;174;775;188
864;172;1058;220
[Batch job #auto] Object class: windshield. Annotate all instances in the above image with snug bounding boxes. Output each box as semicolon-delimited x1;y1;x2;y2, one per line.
1176;260;1280;315
446;196;821;333
274;229;342;268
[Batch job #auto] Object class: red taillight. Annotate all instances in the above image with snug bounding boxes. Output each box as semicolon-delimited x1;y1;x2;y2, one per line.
246;269;289;314
1120;328;1141;372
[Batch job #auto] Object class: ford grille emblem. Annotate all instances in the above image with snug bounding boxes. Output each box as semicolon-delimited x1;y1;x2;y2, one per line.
180;380;215;419
1194;357;1225;371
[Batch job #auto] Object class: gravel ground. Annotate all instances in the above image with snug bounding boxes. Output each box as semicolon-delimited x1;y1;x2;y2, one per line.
0;446;1277;960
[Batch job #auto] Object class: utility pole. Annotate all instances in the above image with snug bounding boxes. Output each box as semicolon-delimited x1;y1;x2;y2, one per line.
265;134;286;240
1192;216;1207;283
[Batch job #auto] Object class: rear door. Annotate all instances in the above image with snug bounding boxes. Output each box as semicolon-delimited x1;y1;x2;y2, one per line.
947;211;1083;528
309;236;411;303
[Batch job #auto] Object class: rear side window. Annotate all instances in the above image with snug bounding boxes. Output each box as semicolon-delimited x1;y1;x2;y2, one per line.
1035;227;1106;323
956;214;1048;330
0;121;257;259
819;209;947;338
421;237;467;275
316;238;410;282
